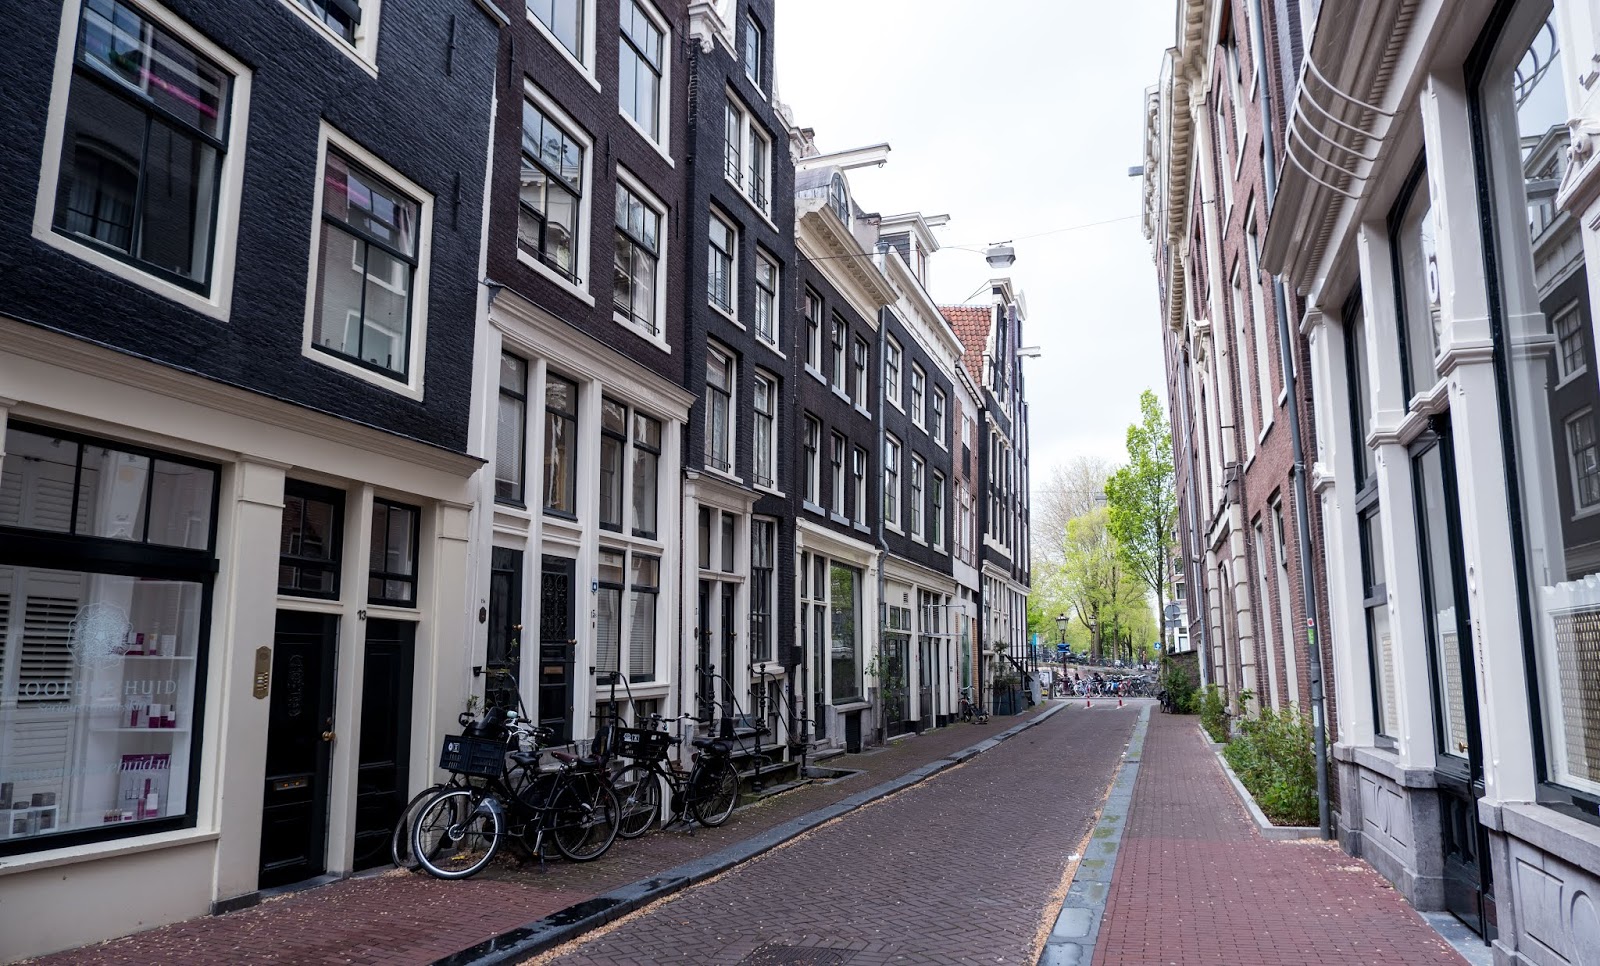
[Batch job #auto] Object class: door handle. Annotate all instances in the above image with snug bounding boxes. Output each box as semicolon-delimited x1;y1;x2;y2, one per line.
321;731;337;742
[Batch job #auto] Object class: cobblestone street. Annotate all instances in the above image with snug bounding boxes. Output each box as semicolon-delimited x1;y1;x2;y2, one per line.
535;704;1139;965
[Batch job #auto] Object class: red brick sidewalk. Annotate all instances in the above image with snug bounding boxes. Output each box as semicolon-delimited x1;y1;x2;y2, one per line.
28;705;1055;965
1093;712;1467;966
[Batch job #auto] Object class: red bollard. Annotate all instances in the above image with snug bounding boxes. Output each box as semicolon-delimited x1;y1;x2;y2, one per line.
1086;697;1092;708
1118;698;1124;708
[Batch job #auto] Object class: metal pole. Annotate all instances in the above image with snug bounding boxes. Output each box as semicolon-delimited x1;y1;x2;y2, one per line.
1247;0;1331;839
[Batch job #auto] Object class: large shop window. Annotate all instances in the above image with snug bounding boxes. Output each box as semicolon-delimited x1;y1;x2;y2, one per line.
1475;2;1600;805
0;423;218;855
51;0;233;292
829;563;862;704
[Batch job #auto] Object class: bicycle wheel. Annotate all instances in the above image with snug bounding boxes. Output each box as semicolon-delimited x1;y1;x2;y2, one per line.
390;783;446;870
690;759;739;828
551;775;619;862
412;788;501;879
613;764;660;839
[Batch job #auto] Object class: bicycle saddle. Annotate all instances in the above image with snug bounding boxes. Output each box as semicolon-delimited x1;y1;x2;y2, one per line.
509;751;541;768
549;749;602;767
691;737;729;752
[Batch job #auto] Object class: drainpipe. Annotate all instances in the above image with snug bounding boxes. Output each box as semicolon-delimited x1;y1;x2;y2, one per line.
873;245;892;747
1247;0;1332;839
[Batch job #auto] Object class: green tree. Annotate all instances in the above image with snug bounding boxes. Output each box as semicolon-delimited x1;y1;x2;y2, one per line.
1061;507;1120;660
1105;389;1176;661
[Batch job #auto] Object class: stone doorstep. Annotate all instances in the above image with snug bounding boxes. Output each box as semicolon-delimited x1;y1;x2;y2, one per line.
1198;720;1321;841
438;702;1072;966
1038;704;1151;966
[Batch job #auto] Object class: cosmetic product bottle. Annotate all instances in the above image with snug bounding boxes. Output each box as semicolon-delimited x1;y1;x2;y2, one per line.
144;790;159;819
148;704;162;729
134;633;146;656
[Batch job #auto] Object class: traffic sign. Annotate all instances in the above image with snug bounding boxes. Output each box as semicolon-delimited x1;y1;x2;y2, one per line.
1056;643;1069;653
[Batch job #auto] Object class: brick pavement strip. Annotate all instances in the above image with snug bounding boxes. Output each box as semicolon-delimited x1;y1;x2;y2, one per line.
1088;712;1469;966
527;704;1140;966
27;703;1070;966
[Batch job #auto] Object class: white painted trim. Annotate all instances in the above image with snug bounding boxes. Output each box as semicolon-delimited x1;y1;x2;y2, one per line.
613;164;672;353
275;0;383;75
616;0;672;161
32;0;252;322
299;122;432;401
526;0;600;91
520;79;595;299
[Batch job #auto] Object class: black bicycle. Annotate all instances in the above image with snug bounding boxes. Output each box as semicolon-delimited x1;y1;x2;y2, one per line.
611;713;741;837
957;685;990;724
409;709;620;879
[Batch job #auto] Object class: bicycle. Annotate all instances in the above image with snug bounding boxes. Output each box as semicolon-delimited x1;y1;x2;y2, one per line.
611;713;742;837
409;709;620;879
957;686;990;724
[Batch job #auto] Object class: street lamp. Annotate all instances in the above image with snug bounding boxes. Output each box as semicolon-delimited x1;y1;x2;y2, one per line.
1055;613;1068;697
1087;614;1099;664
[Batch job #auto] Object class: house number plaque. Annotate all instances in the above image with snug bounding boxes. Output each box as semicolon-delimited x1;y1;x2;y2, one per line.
253;646;271;699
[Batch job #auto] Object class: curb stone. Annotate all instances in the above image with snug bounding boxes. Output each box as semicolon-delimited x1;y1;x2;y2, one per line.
1037;704;1150;966
433;702;1071;966
1199;720;1320;841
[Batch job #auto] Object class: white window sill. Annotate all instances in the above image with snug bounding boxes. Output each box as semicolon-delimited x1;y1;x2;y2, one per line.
1556;367;1589;392
911;534;926;546
806;367;827;385
1572;503;1600;522
756;338;785;360
276;0;378;76
830;512;850;526
613;312;672;354
304;345;424;401
755;483;786;499
832;387;852;405
723;176;775;227
802;500;826;516
856;405;873;419
853;522;871;535
0;828;221;877
617;109;673;167
709;302;743;328
886;522;903;535
518;250;595;305
526;11;600;92
703;465;744;487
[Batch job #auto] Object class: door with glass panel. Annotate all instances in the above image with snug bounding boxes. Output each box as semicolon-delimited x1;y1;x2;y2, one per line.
1411;420;1494;938
538;555;575;745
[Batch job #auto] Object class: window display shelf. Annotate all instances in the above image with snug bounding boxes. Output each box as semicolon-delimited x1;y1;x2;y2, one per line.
92;727;190;734
120;655;197;661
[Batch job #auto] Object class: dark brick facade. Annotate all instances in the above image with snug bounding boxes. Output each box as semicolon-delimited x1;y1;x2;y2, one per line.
793;267;876;543
0;0;500;453
879;308;954;574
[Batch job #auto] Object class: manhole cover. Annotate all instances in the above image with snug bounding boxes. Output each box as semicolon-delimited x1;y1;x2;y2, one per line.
736;943;855;965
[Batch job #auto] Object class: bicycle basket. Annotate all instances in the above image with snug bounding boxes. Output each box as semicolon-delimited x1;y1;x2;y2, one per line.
614;726;673;762
439;733;506;778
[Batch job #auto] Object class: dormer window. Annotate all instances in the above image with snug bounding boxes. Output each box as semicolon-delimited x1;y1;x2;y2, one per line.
829;174;850;227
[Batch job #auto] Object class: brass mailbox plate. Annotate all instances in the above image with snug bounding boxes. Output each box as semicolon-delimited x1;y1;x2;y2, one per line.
253;646;271;699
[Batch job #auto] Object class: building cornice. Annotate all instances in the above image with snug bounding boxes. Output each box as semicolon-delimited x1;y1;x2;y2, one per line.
0;315;482;477
881;250;965;364
796;205;898;318
687;0;734;55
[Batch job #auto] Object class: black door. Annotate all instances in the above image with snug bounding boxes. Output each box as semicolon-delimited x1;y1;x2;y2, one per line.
259;611;337;889
885;634;909;737
352;620;414;871
1411;420;1496;939
918;637;934;729
538;555;575;744
720;583;737;720
487;548;525;713
697;579;714;721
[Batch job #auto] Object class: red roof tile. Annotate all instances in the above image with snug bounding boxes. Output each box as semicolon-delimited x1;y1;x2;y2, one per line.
939;305;991;387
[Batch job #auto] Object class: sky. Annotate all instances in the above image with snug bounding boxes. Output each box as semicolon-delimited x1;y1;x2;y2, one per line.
774;0;1176;492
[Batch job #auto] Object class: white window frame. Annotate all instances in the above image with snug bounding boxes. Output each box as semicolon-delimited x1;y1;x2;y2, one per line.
931;472;945;550
804;289;823;376
753;369;779;493
300;122;432;400
852;446;868;525
831;315;847;393
853;336;869;406
884;434;902;532
754;249;779;349
705;341;737;477
518;81;595;305
909;454;925;541
830;432;846;519
742;9;764;90
723;91;771;217
1567;407;1600;515
278;0;383;74
1231;263;1257;454
707;208;738;321
617;0;672;161
1553;300;1587;385
613;165;671;352
1246;210;1273;430
931;388;947;447
34;0;254;323
910;364;927;429
803;415;822;510
885;336;903;411
527;0;599;88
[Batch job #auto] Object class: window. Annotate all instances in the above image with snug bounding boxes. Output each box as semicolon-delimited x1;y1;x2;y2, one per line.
742;12;763;88
705;344;734;472
828;174;850;227
830;563;862;703
931;389;947;445
528;0;583;60
853;337;869;404
281;482;343;597
830;433;846;515
1568;411;1600;511
1246;213;1273;420
368;499;418;606
628;554;658;681
0;425;219;856
1231;266;1257;450
309;151;421;379
618;0;664;142
1390;165;1440;402
804;290;822;372
1477;9;1600;799
803;416;821;507
930;473;944;549
631;412;661;537
1555;302;1587;382
884;435;901;528
596;549;658;682
754;252;778;345
753;372;777;488
909;455;925;538
600;397;627;530
292;0;362;46
750;520;775;662
49;0;234;294
910;365;926;427
723;96;770;214
852;447;868;524
961;413;973;469
886;337;902;407
519;98;586;282
613;179;662;336
596;549;624;677
1345;294;1373;485
543;374;578;516
708;211;736;315
496;353;528;504
831;316;847;390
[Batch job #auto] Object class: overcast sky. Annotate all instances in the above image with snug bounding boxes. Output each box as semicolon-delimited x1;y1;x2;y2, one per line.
775;0;1175;492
